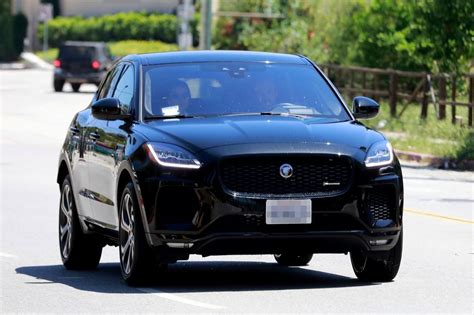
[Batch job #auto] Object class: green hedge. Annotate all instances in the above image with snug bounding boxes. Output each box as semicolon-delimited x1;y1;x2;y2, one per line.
38;11;199;48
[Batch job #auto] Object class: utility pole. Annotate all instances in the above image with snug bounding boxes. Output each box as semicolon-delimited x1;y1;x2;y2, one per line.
200;0;212;50
38;3;53;51
177;0;194;51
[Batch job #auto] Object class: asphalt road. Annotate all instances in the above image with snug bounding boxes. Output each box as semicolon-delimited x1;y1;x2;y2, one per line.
1;69;473;314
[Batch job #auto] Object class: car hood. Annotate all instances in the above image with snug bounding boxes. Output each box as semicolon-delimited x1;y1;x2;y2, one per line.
138;116;385;153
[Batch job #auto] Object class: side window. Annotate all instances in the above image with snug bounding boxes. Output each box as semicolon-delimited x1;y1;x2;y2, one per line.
98;64;122;99
112;64;135;112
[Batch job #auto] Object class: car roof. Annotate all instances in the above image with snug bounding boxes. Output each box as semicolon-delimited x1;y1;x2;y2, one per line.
123;50;309;65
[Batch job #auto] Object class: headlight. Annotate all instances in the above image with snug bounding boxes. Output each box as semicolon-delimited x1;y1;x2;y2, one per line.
365;141;394;167
146;143;201;169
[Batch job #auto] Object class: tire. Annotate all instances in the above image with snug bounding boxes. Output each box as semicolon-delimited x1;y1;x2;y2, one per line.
119;182;165;286
350;229;403;282
54;79;65;92
71;83;81;92
274;253;313;266
59;175;102;269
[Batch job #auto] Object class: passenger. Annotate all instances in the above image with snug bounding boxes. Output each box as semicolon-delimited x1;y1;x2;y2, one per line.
165;80;191;115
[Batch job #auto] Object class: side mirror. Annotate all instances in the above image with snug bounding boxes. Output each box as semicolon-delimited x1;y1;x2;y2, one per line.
91;98;131;121
352;96;379;119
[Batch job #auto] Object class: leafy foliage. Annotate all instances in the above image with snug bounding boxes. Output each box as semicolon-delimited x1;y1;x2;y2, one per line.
0;0;16;61
346;0;474;73
38;12;200;48
213;0;473;74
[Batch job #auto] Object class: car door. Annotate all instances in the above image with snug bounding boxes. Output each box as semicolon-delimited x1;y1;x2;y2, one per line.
83;64;123;227
68;109;95;220
87;63;136;229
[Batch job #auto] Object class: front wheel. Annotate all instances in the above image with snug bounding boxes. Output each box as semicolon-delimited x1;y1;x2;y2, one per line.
59;175;102;269
119;182;166;286
350;230;403;282
274;253;313;266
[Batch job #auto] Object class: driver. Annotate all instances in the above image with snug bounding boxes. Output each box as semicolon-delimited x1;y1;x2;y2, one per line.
253;78;278;111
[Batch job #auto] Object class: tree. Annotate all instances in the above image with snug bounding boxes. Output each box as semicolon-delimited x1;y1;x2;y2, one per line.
0;0;16;61
415;0;474;74
346;0;473;73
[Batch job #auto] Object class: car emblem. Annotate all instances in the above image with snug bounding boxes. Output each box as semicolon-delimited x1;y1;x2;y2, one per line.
279;164;293;179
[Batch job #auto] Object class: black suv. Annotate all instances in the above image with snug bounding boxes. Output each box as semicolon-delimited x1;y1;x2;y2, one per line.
53;41;113;92
57;51;403;285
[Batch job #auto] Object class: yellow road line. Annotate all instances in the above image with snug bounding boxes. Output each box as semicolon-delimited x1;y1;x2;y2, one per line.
405;208;474;224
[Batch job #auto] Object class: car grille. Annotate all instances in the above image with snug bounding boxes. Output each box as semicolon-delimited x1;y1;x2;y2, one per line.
219;155;352;197
364;186;396;226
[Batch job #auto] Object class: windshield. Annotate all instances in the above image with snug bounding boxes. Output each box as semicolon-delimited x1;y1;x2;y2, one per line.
143;62;350;122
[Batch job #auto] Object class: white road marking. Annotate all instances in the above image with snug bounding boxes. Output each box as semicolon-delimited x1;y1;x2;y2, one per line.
137;288;226;310
0;252;18;258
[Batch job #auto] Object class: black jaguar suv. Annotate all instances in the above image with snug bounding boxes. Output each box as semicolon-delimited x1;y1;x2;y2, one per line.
57;51;403;285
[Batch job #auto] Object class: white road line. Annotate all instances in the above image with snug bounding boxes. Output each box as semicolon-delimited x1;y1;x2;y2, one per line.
137;288;226;310
0;252;18;258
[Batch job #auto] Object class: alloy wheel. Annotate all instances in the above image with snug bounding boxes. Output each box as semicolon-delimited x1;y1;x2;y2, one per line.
59;184;73;259
120;193;135;275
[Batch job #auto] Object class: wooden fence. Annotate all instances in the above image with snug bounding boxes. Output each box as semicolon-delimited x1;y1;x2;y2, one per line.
319;64;474;127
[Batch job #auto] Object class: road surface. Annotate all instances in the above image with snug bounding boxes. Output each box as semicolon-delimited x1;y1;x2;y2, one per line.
1;69;473;313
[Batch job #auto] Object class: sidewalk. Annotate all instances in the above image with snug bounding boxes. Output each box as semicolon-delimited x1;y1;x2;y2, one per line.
0;52;54;71
20;52;54;70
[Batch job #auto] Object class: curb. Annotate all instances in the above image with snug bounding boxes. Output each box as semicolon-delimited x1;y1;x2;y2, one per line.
20;52;53;70
395;149;474;171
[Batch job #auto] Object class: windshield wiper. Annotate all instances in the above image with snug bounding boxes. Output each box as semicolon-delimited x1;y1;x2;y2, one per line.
144;115;195;120
217;112;313;118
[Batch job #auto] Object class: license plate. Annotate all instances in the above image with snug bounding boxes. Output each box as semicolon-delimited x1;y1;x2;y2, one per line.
265;199;312;225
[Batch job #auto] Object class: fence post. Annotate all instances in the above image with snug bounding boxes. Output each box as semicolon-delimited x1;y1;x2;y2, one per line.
451;76;456;124
389;71;398;117
439;76;447;120
373;74;379;102
469;77;473;127
421;74;429;119
349;69;355;100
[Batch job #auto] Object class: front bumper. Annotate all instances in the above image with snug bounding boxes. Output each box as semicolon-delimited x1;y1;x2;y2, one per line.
130;145;403;257
139;174;402;256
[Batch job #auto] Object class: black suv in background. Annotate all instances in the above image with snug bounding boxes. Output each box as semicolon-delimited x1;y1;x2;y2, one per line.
53;41;113;92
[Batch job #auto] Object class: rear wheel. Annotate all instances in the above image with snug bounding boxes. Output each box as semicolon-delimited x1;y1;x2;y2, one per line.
71;83;81;92
350;230;403;282
59;175;102;269
53;79;64;92
274;253;313;266
119;182;166;286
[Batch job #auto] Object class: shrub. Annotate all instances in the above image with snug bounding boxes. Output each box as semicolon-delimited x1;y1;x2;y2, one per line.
0;0;16;61
38;11;199;48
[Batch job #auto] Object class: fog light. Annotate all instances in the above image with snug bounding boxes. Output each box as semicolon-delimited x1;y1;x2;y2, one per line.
166;242;194;249
369;239;389;246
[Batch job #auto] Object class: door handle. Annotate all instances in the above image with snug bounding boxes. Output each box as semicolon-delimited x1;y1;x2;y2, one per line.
89;132;100;140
